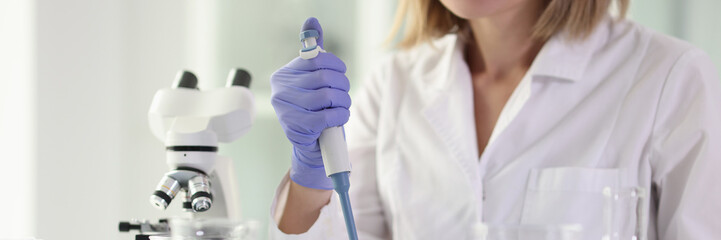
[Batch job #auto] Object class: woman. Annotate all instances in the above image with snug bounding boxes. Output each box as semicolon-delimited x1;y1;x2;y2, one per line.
269;0;721;239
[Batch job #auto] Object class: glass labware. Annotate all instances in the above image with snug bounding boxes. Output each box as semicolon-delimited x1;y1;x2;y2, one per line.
473;223;583;240
603;186;647;240
169;218;260;240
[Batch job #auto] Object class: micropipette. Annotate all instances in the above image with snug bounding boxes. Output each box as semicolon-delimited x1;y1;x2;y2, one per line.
299;18;359;240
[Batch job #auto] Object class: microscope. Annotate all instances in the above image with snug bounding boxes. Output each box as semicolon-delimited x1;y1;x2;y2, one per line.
119;69;255;239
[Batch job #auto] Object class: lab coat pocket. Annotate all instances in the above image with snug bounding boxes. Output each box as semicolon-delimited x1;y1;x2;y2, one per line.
519;167;644;240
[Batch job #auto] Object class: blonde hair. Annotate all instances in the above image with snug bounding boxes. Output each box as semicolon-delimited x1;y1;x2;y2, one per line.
389;0;629;48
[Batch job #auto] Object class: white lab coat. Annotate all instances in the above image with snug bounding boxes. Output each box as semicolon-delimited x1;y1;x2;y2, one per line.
269;17;721;240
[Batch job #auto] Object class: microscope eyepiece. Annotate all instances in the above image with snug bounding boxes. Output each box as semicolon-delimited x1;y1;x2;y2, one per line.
173;70;199;89
226;68;252;88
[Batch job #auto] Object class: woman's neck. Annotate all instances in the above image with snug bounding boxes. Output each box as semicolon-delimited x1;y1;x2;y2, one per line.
466;1;545;81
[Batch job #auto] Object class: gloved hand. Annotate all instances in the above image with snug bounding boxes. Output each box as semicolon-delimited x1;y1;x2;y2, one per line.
270;18;351;190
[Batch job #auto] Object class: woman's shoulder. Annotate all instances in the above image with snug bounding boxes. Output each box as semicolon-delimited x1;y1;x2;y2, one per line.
372;35;460;77
606;17;712;74
601;17;719;115
392;35;458;65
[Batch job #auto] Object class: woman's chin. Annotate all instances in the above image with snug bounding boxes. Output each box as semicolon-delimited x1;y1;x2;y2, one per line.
441;0;527;20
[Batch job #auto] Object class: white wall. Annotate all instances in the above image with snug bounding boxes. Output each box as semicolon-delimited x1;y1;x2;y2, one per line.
0;0;36;237
683;0;721;70
34;0;124;238
116;0;191;233
629;0;721;70
2;0;190;239
354;0;396;82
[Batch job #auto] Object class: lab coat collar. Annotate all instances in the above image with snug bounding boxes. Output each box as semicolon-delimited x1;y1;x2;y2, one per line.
531;17;611;82
432;16;612;86
421;34;483;210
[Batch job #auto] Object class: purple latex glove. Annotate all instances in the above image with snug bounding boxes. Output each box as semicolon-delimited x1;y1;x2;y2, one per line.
270;18;351;190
